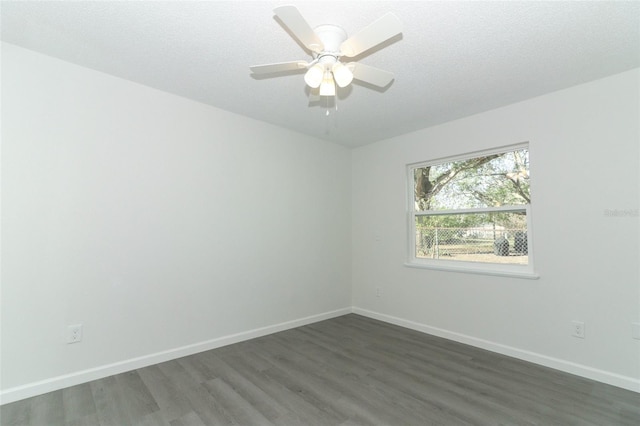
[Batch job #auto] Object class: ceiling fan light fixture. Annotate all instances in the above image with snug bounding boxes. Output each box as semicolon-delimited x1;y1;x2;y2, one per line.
304;63;324;88
319;72;336;96
251;6;403;100
332;62;353;88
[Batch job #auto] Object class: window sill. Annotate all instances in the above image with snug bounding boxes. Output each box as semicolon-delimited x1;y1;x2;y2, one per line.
404;261;540;280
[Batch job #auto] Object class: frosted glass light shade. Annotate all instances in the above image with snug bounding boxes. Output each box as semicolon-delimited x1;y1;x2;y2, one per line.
304;64;324;88
319;74;336;96
332;62;353;88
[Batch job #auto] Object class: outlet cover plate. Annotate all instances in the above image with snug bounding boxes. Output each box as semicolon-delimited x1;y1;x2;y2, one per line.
571;320;585;338
67;324;83;344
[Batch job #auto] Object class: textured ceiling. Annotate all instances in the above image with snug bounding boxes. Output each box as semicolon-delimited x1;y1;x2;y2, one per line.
2;1;639;147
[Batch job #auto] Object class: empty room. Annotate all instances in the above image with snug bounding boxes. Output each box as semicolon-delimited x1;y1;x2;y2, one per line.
1;1;639;425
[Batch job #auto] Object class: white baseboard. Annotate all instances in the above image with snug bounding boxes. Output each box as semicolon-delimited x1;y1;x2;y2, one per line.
3;305;638;405
352;307;640;394
0;307;352;405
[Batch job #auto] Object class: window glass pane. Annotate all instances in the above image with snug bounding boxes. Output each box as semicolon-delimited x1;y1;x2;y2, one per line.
414;149;530;210
415;212;528;265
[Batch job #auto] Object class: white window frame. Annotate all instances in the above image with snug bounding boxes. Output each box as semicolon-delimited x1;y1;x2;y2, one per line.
405;143;539;279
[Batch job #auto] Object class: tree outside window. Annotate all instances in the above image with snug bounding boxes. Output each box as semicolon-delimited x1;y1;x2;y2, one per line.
408;144;533;272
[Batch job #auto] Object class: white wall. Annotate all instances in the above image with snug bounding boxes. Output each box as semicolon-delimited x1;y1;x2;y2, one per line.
1;43;351;400
352;68;640;391
2;41;639;403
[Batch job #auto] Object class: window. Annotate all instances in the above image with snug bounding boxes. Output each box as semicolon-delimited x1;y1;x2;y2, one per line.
406;143;537;278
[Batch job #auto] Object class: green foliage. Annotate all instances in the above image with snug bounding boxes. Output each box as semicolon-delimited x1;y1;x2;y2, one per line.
413;149;530;262
414;149;530;211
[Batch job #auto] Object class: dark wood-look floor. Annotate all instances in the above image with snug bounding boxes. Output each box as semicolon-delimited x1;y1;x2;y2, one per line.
2;314;639;426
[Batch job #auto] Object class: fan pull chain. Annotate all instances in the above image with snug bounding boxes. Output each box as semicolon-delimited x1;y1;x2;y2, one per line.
324;95;330;134
323;95;339;133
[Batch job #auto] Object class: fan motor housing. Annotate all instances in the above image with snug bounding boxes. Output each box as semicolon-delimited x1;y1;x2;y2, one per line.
313;24;347;57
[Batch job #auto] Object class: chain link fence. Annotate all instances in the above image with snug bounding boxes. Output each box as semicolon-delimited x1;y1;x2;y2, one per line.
416;227;528;264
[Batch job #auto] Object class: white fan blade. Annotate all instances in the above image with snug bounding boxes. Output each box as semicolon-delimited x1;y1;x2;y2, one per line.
274;5;324;53
340;13;402;58
250;61;309;74
348;63;395;87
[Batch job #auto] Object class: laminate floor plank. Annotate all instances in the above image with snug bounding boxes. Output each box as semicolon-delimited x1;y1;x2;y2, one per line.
237;343;351;423
2;314;639;425
362;325;634;425
63;413;101;426
337;323;590;425
393;346;561;410
136;364;196;423
114;370;160;421
186;352;286;423
344;326;584;420
254;338;448;426
402;346;613;425
145;360;234;425
203;378;273;426
90;376;134;426
0;397;30;426
61;383;98;424
273;329;375;379
217;350;343;426
272;330;471;425
339;336;520;424
133;410;172;426
176;353;220;384
369;358;538;425
168;411;207;426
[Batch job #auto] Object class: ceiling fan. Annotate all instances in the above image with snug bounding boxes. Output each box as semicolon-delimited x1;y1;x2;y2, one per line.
250;5;402;98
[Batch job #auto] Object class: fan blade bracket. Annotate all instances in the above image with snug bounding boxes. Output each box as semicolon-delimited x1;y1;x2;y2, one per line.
340;12;402;58
274;5;324;53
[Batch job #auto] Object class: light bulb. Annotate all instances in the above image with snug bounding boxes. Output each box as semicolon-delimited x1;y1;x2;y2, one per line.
304;64;324;88
332;62;353;88
319;72;336;97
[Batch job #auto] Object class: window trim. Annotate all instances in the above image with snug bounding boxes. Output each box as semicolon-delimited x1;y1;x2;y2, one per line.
405;143;539;279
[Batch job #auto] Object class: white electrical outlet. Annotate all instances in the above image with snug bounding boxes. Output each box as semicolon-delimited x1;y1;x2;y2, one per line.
67;324;83;344
375;287;382;297
571;321;585;338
